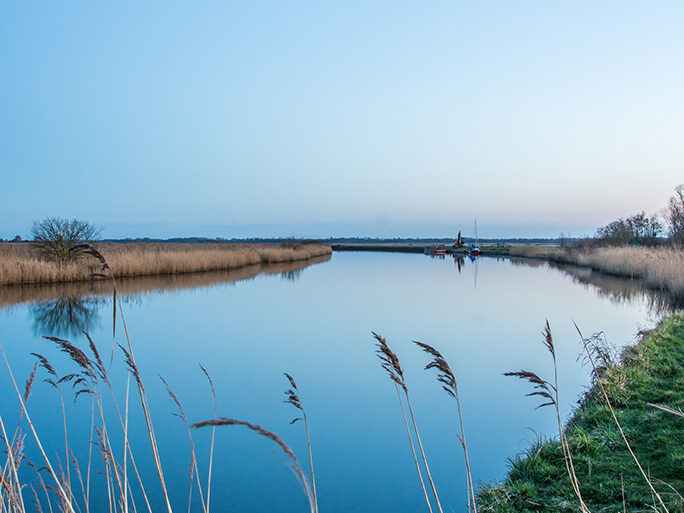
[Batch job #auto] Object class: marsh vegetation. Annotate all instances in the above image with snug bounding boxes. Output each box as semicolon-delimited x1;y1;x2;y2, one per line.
510;245;684;298
0;241;332;286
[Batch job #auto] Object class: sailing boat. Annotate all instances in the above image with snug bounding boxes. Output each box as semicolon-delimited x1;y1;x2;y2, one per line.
468;219;482;256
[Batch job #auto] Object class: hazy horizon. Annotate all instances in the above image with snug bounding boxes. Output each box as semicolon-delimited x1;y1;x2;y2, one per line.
2;2;682;240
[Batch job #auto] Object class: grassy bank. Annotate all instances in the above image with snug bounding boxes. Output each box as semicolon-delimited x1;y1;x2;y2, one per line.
0;241;332;286
478;313;684;512
510;245;684;297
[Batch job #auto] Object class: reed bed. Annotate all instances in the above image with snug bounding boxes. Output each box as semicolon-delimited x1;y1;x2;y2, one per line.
0;242;332;286
508;244;562;260
0;255;331;309
510;245;684;297
571;246;684;296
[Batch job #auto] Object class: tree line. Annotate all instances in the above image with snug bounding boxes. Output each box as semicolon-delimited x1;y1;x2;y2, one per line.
594;184;684;246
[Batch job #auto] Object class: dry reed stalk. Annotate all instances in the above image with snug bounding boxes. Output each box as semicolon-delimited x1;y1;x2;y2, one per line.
371;332;443;513
198;365;216;513
0;345;75;513
35;471;54;513
33;355;73;509
86;395;94;513
414;341;477;513
648;403;684;418
394;383;433;513
574;323;670;512
1;360;40;505
30;485;44;513
283;373;318;513
94;390;126;509
191;417;315;512
91;354;152;513
0;415;25;513
123;373;129;513
70;451;86;513
504;321;590;513
115;299;173;513
159;376;207;513
404;392;444;513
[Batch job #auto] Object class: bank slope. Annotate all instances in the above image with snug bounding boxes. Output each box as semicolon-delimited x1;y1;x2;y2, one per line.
478;313;684;513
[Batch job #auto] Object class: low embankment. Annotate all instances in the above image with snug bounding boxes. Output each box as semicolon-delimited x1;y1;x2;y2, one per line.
511;245;684;298
477;313;684;512
0;242;333;286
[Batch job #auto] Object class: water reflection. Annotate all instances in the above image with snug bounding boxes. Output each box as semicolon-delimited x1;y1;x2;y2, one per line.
280;269;302;281
0;256;331;338
0;255;331;310
31;295;103;338
510;257;681;314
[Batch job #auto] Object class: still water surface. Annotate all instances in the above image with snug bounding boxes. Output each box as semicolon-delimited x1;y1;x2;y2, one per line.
0;252;671;512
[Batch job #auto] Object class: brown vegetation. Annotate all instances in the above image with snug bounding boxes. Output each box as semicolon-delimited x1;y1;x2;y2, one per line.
0;242;332;286
510;245;684;297
0;255;331;309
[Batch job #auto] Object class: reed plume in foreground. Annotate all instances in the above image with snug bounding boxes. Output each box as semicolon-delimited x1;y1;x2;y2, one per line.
283;372;318;513
371;332;442;513
414;340;477;513
504;321;589;513
191;417;315;513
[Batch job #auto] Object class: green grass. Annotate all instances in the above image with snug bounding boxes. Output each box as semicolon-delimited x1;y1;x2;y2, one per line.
477;313;684;513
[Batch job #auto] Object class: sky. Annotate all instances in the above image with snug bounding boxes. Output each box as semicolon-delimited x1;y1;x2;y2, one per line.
1;1;683;239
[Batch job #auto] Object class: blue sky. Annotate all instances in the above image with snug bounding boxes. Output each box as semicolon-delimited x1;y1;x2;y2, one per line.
1;2;683;239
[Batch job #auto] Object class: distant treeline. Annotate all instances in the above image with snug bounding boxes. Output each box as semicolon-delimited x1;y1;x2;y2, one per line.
97;236;569;245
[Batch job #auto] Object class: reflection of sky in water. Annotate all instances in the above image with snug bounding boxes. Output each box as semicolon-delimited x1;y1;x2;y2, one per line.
0;253;668;512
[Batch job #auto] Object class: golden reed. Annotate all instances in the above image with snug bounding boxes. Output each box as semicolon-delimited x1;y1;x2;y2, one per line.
0;242;332;286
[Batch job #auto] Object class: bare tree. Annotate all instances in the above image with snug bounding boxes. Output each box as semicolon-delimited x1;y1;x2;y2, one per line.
595;211;662;246
667;184;684;245
31;217;100;265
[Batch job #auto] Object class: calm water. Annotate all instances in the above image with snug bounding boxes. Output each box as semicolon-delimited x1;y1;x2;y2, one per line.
0;252;672;513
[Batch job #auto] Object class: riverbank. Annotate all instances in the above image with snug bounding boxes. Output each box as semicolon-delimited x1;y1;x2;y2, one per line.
477;313;684;512
331;243;683;299
510;245;684;298
0;242;332;285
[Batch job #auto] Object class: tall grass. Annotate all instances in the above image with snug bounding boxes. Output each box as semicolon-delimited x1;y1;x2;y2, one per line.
414;341;477;513
283;373;318;513
504;322;590;513
510;245;684;296
0;242;332;286
372;332;444;513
